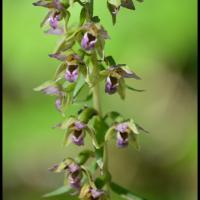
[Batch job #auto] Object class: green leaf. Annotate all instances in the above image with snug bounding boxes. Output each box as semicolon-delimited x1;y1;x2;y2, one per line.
128;119;139;134
99;70;109;80
40;10;53;28
91;116;109;146
64;82;76;93
104;111;123;122
85;126;100;149
110;182;146;200
96;37;105;59
78;107;97;124
60;117;76;129
95;147;104;170
54;37;68;54
43;185;73;198
91;16;100;23
126;85;145;92
34;81;53;91
118;78;126;100
33;80;60;96
63;128;72;147
95;171;112;189
80;7;86;26
129;134;140;151
64;10;71;30
81;166;95;187
54;63;66;80
85;0;94;20
76;150;95;165
104;56;116;66
73;76;86;98
135;123;149;134
105;126;115;141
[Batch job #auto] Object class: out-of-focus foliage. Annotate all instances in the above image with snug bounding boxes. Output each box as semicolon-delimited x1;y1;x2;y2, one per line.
3;0;197;200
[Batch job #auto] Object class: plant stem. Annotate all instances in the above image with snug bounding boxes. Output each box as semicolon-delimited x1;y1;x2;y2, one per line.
92;52;110;197
91;52;102;115
93;81;102;115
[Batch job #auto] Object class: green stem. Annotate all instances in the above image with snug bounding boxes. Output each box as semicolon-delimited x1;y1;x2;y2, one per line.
91;52;110;197
91;52;102;115
93;81;102;115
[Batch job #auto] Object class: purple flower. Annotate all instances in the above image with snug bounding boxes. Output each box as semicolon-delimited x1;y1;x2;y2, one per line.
70;121;86;146
90;188;105;199
45;11;64;35
115;122;129;148
33;0;64;10
67;163;82;190
42;85;60;95
55;98;62;111
74;121;86;130
65;65;79;82
105;76;119;94
79;185;105;200
81;32;97;51
53;0;64;10
49;11;62;29
49;16;59;29
104;65;141;95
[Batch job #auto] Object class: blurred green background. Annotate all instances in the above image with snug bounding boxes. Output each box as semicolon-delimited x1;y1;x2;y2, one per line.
3;0;197;200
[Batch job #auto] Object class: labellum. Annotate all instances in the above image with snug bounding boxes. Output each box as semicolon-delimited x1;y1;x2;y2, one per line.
81;32;97;51
105;76;119;94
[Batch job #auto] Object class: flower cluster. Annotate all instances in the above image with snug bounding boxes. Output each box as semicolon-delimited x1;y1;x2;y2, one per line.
33;0;147;200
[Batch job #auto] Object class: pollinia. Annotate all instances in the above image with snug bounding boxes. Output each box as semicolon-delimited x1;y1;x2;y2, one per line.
33;0;148;199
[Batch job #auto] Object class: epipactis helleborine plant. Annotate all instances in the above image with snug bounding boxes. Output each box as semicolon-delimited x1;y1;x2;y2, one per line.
33;0;149;200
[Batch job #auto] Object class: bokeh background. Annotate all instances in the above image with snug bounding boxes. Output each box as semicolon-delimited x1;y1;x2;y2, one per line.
3;0;197;200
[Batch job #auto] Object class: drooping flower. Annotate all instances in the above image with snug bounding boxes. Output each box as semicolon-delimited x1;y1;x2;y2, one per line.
105;76;119;94
80;23;109;56
34;81;65;111
69;121;86;146
46;11;64;35
48;160;83;191
64;54;83;82
49;53;85;82
67;163;82;190
65;64;79;82
90;188;105;199
49;14;59;29
104;65;141;95
81;32;97;51
79;184;105;200
115;122;129;147
33;0;65;35
60;108;99;148
105;118;142;149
